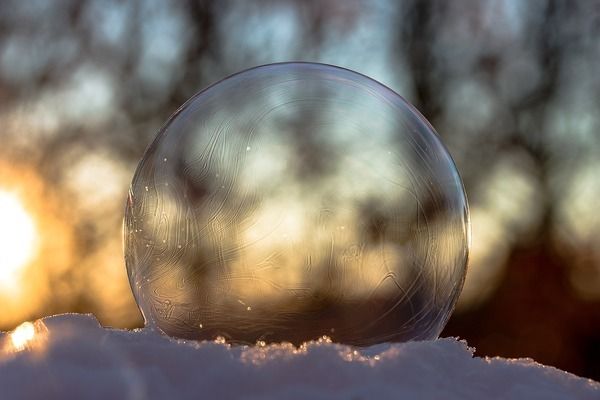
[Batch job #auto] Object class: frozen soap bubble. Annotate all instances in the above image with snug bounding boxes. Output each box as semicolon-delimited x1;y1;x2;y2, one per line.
124;62;469;346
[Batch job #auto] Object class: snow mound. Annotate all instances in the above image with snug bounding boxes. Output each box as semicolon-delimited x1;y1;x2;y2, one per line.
0;314;598;400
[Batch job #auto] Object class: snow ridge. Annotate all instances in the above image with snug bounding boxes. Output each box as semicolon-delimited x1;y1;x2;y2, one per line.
0;314;598;400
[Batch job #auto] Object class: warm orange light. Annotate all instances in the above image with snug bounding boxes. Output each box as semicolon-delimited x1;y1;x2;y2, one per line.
10;321;35;351
0;162;76;329
0;191;38;293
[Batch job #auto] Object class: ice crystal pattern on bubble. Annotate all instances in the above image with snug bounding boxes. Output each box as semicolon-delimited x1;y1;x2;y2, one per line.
124;63;469;345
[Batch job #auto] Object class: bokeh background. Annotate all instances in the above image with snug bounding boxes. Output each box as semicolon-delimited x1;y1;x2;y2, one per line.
0;0;598;379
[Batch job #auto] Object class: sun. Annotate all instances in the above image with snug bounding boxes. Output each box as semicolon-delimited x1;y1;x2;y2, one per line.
0;190;38;292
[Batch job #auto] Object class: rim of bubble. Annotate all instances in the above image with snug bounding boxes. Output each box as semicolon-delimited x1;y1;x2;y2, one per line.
125;61;471;334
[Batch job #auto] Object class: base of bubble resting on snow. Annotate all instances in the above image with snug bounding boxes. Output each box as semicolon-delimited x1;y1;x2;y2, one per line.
0;314;598;400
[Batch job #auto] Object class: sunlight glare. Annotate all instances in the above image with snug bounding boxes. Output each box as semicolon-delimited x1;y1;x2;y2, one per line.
10;321;35;351
0;191;38;291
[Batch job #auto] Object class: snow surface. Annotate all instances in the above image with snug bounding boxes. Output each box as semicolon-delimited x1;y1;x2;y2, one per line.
0;314;598;400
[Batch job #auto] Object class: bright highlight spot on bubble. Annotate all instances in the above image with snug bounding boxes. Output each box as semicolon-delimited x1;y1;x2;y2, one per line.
10;321;35;351
0;191;38;292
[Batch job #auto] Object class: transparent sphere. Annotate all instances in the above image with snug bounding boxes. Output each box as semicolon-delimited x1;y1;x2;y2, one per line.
124;63;469;346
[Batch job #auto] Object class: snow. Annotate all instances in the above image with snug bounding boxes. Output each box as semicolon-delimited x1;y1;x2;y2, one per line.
0;314;598;400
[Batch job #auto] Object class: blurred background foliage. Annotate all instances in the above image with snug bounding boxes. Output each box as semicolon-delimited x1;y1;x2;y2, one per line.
0;0;598;379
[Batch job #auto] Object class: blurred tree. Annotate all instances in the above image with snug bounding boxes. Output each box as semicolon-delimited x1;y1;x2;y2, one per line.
0;0;598;379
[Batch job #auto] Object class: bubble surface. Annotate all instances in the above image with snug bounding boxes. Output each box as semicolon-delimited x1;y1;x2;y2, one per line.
124;63;469;345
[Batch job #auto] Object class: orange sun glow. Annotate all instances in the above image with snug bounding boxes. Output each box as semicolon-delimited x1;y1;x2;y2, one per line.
0;191;38;293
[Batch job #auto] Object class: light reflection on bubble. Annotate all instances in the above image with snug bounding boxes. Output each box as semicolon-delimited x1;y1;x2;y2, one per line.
125;63;469;345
